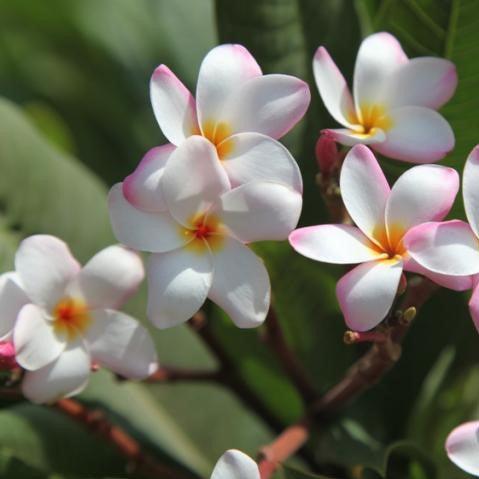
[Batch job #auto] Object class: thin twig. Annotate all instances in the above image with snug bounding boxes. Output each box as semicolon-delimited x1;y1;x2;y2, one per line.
54;398;196;479
146;366;221;383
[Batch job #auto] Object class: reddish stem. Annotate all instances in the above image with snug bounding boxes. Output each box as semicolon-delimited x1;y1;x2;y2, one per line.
147;366;220;383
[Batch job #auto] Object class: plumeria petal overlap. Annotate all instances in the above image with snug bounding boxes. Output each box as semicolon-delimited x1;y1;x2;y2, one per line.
313;32;456;163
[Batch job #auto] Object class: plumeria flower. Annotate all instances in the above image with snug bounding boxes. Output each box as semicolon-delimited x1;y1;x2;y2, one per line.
0;235;158;403
289;144;469;331
446;421;479;476
147;43;308;192
403;145;479;331
109;135;302;329
313;32;456;163
210;450;259;479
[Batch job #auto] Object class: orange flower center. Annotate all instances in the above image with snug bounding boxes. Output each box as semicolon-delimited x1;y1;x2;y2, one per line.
357;103;393;134
201;120;234;159
372;223;407;260
182;214;224;253
53;297;91;341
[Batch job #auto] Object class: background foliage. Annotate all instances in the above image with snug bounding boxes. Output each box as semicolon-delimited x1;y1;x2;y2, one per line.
0;0;478;478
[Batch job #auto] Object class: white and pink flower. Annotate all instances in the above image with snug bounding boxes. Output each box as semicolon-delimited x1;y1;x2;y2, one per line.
146;43;308;193
289;144;468;331
109;135;302;329
211;450;259;479
446;421;479;476
313;32;456;163
0;235;158;403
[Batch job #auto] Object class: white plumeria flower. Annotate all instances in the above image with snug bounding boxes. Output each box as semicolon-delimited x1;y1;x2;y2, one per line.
109;136;302;329
314;32;456;163
0;235;158;404
404;145;479;331
289;144;469;331
446;421;479;476
211;450;259;479
147;43;308;193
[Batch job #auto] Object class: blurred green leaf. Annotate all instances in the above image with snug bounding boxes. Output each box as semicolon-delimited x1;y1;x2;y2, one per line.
282;465;336;479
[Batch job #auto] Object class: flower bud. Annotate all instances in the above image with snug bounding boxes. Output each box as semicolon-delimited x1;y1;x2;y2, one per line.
315;133;340;177
0;341;18;370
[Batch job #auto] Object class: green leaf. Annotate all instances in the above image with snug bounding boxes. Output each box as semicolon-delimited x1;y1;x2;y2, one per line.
282;465;337;479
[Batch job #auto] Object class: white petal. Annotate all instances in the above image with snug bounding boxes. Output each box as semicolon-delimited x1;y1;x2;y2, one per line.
221;74;310;139
289;225;385;264
337;259;403;331
15;235;80;310
221;132;303;192
108;183;186;253
162;136;230;227
353;32;407;112
322;127;386;147
87;309;158;378
403;221;479;276
0;272;30;340
446;421;479;476
313;46;358;128
122;144;175;213
373;106;454;163
209;238;270;328
211;450;260;479
150;65;199;145
67;245;144;310
463;145;479;238
147;248;213;329
22;340;90;404
340;145;390;242
385;165;459;234
216;181;302;243
14;304;66;370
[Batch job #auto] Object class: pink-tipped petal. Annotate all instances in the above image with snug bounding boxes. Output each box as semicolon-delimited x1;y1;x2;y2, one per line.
197;44;262;130
87;310;158;378
385;165;459;234
340;145;390;243
446;421;479;476
337;259;403;332
147;249;213;330
0;272;29;340
221;74;310;139
313;46;358;128
289;225;385;264
353;32;408;111
322;127;386;147
108;184;186;253
22;339;90;404
385;57;457;109
216;181;302;243
211;450;260;479
150;65;199;145
404;221;479;276
463;146;479;237
14;304;66;371
373;106;454;163
123;144;175;213
469;282;479;333
209;238;270;328
67;245;144;310
221;132;303;192
162;136;230;227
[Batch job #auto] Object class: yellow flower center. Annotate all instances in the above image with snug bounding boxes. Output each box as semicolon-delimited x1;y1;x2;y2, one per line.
182;213;225;253
372;223;407;261
357;103;393;135
201;120;234;159
53;297;91;341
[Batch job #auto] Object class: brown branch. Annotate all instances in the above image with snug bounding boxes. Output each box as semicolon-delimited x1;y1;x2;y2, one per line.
258;277;438;479
146;366;221;383
54;398;196;479
262;307;318;404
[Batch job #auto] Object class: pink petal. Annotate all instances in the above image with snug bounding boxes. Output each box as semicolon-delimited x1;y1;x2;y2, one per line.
463;145;479;237
403;221;479;276
150;65;199;145
469;282;479;333
123;144;175;213
289;225;385;264
196;44;262;131
209;238;270;328
337;259;403;331
373;106;454;163
446;421;479;476
313;46;358;129
340;145;390;243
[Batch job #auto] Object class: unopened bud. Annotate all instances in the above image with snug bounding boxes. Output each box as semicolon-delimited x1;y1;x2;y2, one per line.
315;133;340;177
0;341;18;371
401;306;417;324
91;362;100;372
